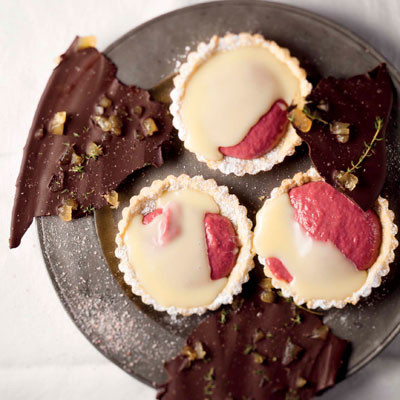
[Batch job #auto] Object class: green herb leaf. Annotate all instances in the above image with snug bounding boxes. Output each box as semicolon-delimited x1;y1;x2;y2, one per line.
204;381;215;396
303;105;330;126
291;314;302;325
204;367;214;382
220;309;228;324
71;165;84;173
83;205;95;214
295;304;324;316
346;116;383;175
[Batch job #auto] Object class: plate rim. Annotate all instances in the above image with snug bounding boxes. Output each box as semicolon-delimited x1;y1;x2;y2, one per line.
36;0;400;388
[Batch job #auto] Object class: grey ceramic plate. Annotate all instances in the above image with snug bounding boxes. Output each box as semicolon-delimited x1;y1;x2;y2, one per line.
37;0;400;391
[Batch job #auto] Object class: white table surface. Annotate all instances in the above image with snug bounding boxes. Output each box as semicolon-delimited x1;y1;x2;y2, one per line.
1;0;399;399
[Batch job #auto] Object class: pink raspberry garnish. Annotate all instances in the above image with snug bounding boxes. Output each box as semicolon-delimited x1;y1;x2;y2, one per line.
219;100;288;160
205;213;239;280
266;257;293;283
142;203;181;246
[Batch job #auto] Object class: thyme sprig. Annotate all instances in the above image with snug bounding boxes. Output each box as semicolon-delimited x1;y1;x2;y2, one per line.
220;309;229;324
204;367;215;396
303;105;330;127
346;116;384;174
296;304;324;316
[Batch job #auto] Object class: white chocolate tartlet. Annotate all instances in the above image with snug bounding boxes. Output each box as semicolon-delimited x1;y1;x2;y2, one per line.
115;174;254;316
170;33;312;176
253;168;398;310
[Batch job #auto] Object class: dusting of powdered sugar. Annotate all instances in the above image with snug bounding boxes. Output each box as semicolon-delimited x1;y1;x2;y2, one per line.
37;214;203;385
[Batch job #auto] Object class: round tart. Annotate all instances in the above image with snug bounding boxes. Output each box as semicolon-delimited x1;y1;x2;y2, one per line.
170;33;312;176
115;174;254;316
253;168;398;309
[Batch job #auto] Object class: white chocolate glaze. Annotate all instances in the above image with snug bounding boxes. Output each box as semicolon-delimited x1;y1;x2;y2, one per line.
254;193;367;301
125;189;227;309
115;175;255;316
181;46;301;161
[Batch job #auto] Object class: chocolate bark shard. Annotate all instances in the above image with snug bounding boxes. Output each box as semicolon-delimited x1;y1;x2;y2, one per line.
294;64;393;210
10;37;172;248
157;289;348;400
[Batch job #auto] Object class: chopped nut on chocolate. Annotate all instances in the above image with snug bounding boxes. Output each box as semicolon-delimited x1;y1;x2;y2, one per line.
93;115;112;132
95;105;104;115
64;196;79;210
104;190;119;209
71;151;83;165
49;111;67;135
252;329;265;344
282;338;303;366
93;114;122;135
252;352;265;364
143;117;158;136
77;35;97;50
109;114;123;136
296;377;307;388
194;341;207;360
335;170;358;191
181;345;197;364
180;341;207;366
134;105;143;116
310;325;330;340
289;108;312;133
260;290;275;303
99;96;112;108
331;121;350;143
259;278;273;291
86;142;103;159
57;203;72;221
58;204;72;221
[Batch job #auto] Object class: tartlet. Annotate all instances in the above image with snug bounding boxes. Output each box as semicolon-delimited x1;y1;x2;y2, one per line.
115;174;254;316
170;33;312;176
253;168;398;310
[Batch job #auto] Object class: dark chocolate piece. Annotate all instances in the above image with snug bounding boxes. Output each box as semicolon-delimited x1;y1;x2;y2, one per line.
295;64;392;210
10;37;172;248
157;289;348;400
